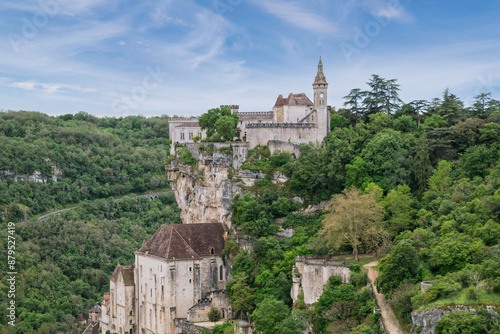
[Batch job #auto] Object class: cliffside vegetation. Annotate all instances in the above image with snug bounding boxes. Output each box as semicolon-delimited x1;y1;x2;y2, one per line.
226;80;500;333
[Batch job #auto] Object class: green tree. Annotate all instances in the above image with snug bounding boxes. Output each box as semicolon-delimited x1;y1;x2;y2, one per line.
375;242;422;296
275;310;309;334
343;88;364;123
199;107;238;141
438;89;464;125
429;233;484;275
435;311;483;334
472;92;492;119
360;129;415;190
428;160;453;195
208;307;222;323
414;135;431;196
227;273;254;317
393;115;417;133
409;100;429;127
385;185;417;235
345;156;372;190
320;187;386;261
251;297;289;334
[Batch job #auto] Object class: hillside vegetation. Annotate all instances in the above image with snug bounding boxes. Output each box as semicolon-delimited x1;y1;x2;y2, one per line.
0;111;171;220
226;81;500;333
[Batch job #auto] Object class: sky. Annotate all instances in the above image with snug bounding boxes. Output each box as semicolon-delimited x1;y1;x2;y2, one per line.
0;0;499;117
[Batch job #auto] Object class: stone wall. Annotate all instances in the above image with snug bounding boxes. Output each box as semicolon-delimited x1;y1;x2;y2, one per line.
246;123;319;149
268;140;300;157
187;290;231;322
291;256;353;305
411;305;499;334
174;319;211;334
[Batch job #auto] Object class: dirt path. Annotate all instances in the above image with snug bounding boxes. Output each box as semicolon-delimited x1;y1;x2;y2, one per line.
365;261;403;334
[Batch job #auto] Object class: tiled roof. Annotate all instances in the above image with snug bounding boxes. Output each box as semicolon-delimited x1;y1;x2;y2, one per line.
110;264;135;286
76;314;86;322
274;93;313;107
137;223;225;260
176;122;200;128
236;112;274;120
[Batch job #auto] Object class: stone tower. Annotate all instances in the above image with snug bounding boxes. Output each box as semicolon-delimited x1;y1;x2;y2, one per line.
313;58;330;140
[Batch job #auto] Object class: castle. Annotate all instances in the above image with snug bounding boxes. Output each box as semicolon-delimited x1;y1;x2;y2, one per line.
101;60;331;334
169;59;330;156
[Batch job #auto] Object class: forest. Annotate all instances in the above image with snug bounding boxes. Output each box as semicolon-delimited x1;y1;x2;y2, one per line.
0;111;171;220
223;77;500;334
0;111;181;333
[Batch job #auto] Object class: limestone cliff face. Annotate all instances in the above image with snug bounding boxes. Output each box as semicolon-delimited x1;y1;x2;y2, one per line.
167;143;265;229
167;158;239;228
166;142;290;229
410;305;499;334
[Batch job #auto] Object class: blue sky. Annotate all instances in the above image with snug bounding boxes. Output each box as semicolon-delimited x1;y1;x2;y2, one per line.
0;0;499;117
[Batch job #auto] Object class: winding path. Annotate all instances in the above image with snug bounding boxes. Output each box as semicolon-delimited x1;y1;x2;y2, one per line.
36;191;172;220
365;261;404;334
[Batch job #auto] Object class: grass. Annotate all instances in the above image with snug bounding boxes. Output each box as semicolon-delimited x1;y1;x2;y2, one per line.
420;288;500;311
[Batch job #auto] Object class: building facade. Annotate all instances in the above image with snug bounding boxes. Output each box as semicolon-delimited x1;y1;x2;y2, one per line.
105;223;229;334
169;59;330;155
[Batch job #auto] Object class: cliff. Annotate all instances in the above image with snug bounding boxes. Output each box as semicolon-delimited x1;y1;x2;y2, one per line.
411;305;499;334
166;143;281;229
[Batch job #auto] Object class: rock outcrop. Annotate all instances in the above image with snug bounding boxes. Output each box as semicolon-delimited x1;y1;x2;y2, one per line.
411;305;499;334
166;142;289;229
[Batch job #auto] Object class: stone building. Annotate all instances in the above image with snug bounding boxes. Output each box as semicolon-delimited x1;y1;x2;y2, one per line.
291;256;353;306
169;59;331;155
108;265;135;334
105;223;230;334
99;293;110;334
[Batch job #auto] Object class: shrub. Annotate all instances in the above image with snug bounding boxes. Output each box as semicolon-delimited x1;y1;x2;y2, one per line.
350;270;369;288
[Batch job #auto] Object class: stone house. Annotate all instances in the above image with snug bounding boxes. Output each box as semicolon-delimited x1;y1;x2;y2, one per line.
100;293;111;334
105;223;230;334
108;264;135;334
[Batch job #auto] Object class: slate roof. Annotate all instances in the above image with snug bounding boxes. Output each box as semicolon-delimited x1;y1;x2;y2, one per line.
136;223;225;260
175;122;200;128
274;93;313;107
110;264;135;286
89;305;101;314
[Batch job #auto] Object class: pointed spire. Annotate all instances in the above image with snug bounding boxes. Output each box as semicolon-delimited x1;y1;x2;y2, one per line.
314;57;327;85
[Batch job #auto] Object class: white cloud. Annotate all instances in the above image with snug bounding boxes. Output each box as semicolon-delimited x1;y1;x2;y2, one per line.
0;77;96;94
250;0;339;35
361;0;414;23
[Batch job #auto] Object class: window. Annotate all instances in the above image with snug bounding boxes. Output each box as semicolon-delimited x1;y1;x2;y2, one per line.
189;279;192;283
198;132;202;139
220;266;223;281
210;248;214;255
180;132;185;140
189;132;193;139
140;265;143;277
189;267;192;272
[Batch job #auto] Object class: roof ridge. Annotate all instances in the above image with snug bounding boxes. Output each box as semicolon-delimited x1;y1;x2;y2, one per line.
166;226;173;260
173;225;200;258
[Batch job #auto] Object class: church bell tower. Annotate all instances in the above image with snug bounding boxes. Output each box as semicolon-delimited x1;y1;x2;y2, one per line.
313;58;330;138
